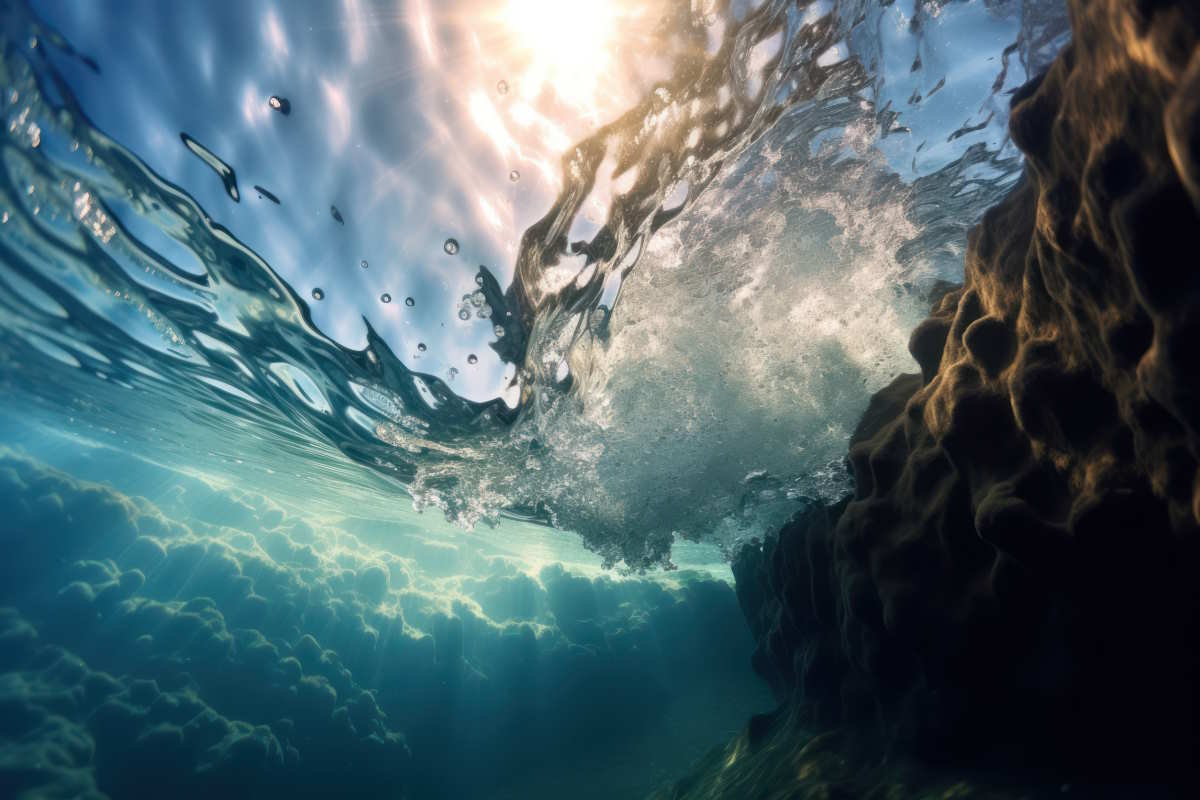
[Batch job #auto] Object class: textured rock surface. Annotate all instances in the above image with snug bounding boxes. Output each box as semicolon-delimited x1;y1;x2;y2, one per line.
649;702;1071;800
729;0;1200;788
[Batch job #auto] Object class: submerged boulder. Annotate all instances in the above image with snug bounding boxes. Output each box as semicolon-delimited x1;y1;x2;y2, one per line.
730;0;1200;788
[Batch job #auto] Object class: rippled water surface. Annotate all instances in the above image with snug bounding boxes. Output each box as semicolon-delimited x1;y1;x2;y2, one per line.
1;0;1068;566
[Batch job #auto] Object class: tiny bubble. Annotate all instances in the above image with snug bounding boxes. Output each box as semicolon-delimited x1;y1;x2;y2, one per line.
380;293;391;303
311;288;325;300
405;296;415;307
475;274;485;286
467;354;478;365
443;238;459;255
360;259;369;268
417;343;427;352
493;325;506;338
496;79;509;95
458;308;471;321
509;169;520;182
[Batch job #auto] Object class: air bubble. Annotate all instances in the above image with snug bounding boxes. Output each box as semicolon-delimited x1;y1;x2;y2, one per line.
443;238;459;255
458;308;471;321
494;325;506;338
467;354;478;365
360;259;368;269
380;293;391;303
405;296;415;307
311;288;324;301
475;274;485;286
497;79;509;95
268;95;291;114
470;290;485;307
417;343;427;352
509;169;520;182
477;304;492;319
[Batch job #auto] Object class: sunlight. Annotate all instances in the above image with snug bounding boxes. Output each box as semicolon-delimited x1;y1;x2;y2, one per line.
501;0;622;118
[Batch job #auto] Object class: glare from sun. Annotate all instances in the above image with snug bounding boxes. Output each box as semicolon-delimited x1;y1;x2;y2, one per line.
502;0;622;118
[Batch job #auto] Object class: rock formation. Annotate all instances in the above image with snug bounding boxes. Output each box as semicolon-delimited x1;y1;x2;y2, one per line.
730;0;1200;788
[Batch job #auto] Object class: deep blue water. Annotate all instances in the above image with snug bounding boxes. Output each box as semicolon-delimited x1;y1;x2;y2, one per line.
0;1;1067;797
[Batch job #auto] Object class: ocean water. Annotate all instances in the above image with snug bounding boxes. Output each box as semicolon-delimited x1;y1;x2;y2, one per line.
0;1;1068;798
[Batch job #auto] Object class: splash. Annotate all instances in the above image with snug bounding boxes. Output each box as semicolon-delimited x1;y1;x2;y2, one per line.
0;0;1068;568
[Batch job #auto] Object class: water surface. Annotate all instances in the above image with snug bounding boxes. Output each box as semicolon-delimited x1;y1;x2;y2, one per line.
0;1;1070;797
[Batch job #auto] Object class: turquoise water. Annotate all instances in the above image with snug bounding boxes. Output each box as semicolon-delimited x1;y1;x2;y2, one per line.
0;0;1067;797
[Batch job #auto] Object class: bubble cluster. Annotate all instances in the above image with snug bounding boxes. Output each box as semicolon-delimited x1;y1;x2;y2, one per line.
457;289;493;322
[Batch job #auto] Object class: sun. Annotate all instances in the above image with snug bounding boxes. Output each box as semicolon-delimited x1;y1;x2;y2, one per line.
502;0;623;117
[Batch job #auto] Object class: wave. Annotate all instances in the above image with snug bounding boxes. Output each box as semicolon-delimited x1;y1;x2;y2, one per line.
0;0;1069;568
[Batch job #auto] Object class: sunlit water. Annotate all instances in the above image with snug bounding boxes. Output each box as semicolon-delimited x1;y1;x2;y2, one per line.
0;1;1074;797
0;0;1068;562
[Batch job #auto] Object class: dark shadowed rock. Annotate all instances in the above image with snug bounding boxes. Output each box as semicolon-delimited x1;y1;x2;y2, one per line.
719;0;1200;792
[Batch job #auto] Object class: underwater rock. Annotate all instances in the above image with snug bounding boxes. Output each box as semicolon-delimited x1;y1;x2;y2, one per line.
730;0;1200;788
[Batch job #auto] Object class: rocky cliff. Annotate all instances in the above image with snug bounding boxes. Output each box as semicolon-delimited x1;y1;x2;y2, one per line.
724;0;1200;790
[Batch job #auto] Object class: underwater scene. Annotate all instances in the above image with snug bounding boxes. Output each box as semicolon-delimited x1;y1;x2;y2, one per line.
2;0;1198;798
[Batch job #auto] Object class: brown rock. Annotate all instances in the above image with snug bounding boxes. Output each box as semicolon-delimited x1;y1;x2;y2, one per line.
735;0;1200;786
